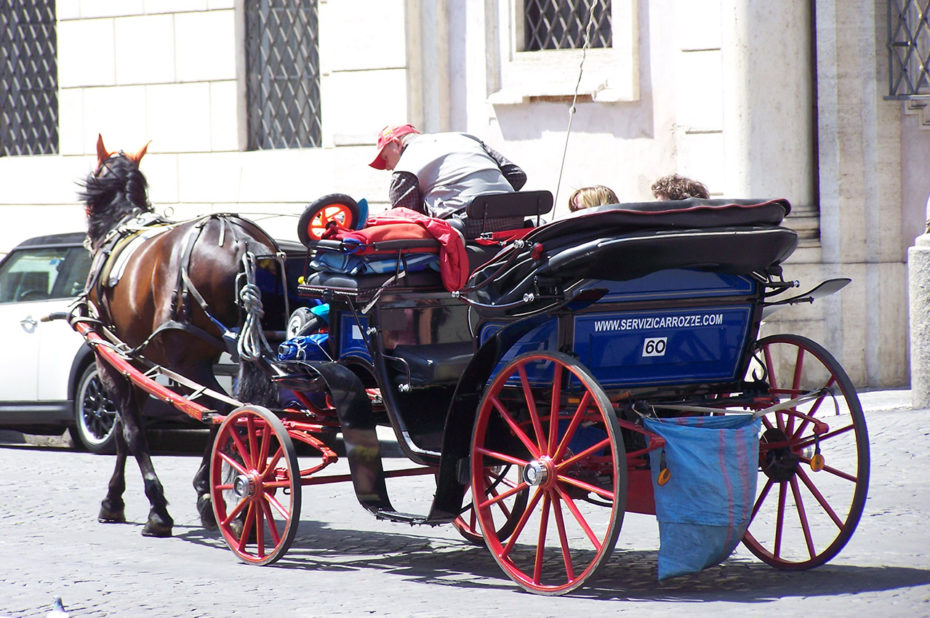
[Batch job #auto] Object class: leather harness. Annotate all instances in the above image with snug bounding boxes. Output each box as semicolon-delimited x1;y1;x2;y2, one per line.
86;213;279;360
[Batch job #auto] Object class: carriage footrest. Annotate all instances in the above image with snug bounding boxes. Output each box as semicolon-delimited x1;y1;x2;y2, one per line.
373;509;432;525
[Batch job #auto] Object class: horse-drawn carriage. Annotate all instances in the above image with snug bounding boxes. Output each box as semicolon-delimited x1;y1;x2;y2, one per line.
67;140;868;595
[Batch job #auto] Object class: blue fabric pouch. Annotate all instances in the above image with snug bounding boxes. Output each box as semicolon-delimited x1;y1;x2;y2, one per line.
644;414;760;580
277;333;330;361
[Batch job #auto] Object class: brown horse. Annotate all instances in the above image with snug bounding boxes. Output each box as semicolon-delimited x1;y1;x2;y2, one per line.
79;135;283;536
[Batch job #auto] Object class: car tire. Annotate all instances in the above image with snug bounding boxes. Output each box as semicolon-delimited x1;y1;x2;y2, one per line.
68;364;119;455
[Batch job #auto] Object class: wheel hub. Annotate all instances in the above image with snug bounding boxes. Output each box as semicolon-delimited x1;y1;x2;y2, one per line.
522;457;554;487
760;428;800;482
233;474;256;498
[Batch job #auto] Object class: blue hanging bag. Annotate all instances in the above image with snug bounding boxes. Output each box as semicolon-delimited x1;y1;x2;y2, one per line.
645;414;761;580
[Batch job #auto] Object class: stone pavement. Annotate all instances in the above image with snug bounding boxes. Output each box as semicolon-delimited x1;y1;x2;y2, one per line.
0;390;927;616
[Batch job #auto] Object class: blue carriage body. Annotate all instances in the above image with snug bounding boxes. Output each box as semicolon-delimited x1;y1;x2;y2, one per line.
480;270;757;388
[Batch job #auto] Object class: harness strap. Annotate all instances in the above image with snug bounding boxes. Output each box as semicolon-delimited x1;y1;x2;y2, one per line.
124;319;234;359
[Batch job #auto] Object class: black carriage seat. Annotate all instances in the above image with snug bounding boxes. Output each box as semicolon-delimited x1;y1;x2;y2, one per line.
387;341;475;388
466;189;554;231
467;198;799;314
463;190;555;270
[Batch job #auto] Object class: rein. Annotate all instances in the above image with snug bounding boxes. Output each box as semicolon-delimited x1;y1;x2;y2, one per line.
553;7;600;208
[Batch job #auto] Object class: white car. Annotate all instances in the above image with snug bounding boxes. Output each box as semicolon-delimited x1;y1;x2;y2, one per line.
0;232;201;453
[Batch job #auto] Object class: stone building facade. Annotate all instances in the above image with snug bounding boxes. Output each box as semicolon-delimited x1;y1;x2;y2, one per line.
1;0;927;388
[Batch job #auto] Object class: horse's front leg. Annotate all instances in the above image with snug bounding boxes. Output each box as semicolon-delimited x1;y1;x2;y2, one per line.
95;359;129;524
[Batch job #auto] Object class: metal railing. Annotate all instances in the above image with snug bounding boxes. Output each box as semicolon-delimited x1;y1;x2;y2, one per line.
888;0;930;98
245;0;321;149
0;0;58;156
523;0;612;51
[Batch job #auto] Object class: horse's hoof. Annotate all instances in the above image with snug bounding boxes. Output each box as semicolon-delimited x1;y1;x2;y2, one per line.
98;506;126;524
141;521;173;537
197;493;218;530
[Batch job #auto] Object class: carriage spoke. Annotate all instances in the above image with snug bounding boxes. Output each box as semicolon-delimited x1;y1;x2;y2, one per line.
261;498;282;546
556;472;614;501
533;496;552;584
257;425;272;471
227;430;252;470
265;491;292;519
246;417;259;468
555;486;602;549
501;487;544;559
474;445;529;468
552;391;592;462
221;495;249;527
217;450;249;476
789;477;817;559
490;396;541;459
763;345;777;390
750;478;774;521
236;502;256;553
254;501;265;558
556;437;612;471
519;366;546;452
547;364;563;454
550;493;576;582
260;447;285;481
773;482;788;558
478;480;529;511
795;467;845;528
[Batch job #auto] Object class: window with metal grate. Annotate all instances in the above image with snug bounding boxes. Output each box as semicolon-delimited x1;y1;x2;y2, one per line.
887;0;930;99
0;0;58;156
523;0;612;52
244;0;322;150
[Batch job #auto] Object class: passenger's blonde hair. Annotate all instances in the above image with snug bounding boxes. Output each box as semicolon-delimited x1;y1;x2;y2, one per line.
569;185;619;212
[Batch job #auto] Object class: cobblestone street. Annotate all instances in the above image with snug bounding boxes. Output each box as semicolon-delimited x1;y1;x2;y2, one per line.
0;394;928;617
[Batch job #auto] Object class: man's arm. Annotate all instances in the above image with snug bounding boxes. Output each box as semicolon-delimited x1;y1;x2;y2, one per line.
480;140;527;191
389;171;424;212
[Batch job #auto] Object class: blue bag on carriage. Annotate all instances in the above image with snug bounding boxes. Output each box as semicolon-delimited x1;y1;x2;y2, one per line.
309;251;439;276
644;414;760;580
277;333;329;361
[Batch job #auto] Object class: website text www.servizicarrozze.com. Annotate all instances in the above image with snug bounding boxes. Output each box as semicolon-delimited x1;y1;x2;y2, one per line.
593;313;725;333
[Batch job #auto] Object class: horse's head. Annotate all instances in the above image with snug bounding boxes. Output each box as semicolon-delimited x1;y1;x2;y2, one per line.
80;134;153;250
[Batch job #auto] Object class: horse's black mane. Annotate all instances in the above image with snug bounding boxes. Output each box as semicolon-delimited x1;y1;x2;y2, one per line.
79;154;153;249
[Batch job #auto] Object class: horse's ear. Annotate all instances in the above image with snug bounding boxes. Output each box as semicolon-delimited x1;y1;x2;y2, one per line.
96;134;111;169
127;140;151;165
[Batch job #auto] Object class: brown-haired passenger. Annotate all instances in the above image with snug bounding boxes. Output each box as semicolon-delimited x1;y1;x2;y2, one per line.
568;185;619;212
651;174;709;200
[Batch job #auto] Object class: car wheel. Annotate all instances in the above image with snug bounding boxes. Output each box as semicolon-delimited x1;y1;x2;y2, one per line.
68;364;119;455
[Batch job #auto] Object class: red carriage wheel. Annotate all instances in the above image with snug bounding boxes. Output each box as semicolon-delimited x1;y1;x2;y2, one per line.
453;465;528;546
297;194;360;245
742;334;869;569
470;352;626;594
210;405;301;565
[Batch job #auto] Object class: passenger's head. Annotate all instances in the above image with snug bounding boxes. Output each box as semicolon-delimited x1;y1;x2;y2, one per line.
568;185;619;212
369;123;420;170
651;174;709;200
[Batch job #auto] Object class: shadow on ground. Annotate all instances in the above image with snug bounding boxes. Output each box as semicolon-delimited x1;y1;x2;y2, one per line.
174;519;930;600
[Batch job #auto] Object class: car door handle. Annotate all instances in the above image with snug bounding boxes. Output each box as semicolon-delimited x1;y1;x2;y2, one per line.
20;317;38;331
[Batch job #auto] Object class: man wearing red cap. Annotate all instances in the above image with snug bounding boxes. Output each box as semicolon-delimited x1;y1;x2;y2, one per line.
369;124;527;238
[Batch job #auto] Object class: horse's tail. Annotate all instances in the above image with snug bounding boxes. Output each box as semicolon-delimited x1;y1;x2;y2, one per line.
236;359;279;408
231;229;284;409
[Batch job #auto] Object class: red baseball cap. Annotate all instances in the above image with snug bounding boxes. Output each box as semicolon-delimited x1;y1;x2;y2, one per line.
369;123;419;169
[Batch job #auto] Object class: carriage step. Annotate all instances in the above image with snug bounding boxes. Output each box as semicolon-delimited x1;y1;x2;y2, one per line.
373;509;432;525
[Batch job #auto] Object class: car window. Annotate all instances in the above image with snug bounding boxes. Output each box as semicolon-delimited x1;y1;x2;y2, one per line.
53;248;93;298
0;246;86;303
